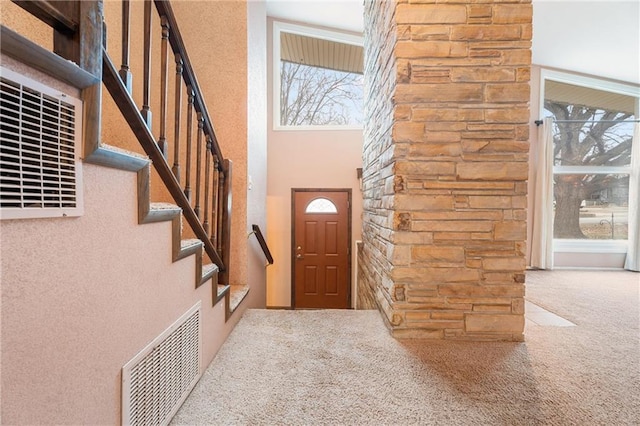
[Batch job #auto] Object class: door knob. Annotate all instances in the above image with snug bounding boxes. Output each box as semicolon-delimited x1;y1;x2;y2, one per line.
296;253;304;259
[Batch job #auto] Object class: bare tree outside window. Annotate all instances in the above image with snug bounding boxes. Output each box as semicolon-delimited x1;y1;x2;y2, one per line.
548;100;634;239
280;61;363;126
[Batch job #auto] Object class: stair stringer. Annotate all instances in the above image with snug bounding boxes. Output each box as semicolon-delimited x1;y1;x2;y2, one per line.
84;143;221;301
137;161;220;291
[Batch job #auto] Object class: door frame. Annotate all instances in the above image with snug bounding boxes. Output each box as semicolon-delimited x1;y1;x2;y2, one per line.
291;188;352;309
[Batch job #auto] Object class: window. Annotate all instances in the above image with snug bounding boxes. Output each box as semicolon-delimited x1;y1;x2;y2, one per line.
541;70;639;254
273;21;364;130
305;198;337;214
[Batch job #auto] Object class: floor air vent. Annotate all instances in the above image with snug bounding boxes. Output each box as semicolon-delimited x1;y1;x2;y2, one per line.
122;303;202;426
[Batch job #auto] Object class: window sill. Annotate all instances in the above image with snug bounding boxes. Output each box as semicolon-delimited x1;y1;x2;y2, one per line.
273;124;363;132
553;239;628;253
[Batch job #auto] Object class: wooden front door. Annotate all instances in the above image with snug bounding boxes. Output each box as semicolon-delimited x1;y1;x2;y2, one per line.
293;190;351;309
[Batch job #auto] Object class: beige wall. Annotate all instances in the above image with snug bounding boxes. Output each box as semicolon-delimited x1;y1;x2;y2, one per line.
1;160;238;424
266;18;364;308
266;130;364;307
0;2;51;49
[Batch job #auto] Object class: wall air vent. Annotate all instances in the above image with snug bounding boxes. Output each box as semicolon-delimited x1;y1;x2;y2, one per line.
122;302;202;426
0;67;83;219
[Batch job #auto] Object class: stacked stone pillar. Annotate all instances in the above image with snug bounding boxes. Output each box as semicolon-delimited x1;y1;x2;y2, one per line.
360;0;531;341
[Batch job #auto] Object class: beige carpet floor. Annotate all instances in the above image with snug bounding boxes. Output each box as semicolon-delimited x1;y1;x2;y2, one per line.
171;270;639;425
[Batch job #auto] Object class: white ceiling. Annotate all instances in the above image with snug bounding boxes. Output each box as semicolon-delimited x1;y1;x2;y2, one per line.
532;0;639;85
266;0;364;34
265;0;640;85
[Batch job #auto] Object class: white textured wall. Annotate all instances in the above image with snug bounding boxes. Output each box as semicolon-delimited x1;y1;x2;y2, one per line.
526;65;542;266
247;0;269;306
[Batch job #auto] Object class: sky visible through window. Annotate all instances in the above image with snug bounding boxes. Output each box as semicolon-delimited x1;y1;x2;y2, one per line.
280;61;363;126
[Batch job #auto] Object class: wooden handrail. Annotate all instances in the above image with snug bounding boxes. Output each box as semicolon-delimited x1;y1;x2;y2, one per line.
251;225;274;265
102;50;226;271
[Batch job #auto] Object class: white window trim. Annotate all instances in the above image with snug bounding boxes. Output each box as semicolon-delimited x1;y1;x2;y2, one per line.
554;239;628;254
539;69;640;101
272;21;364;132
540;68;640;254
554;166;632;175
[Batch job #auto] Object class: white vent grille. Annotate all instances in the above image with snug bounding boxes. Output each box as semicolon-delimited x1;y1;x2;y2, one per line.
122;303;202;426
0;67;83;219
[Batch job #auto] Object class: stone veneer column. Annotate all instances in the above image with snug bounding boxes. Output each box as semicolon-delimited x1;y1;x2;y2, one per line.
360;0;531;341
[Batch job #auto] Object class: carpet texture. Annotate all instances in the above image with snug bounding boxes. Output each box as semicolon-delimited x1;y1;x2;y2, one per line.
172;270;639;425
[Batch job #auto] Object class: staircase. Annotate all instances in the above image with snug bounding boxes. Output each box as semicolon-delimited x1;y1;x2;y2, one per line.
0;1;270;423
4;0;247;316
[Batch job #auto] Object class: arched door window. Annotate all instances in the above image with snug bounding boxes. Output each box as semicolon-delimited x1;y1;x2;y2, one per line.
305;198;338;214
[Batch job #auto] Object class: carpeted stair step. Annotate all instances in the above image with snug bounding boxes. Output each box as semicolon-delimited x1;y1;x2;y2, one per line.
176;239;221;294
84;142;149;172
177;238;202;261
201;263;218;286
217;284;230;304
144;202;182;223
225;284;250;321
202;263;218;280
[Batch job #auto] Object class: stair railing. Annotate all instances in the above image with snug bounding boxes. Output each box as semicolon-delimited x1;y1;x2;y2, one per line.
249;225;274;265
9;0;232;286
110;0;232;285
113;0;233;285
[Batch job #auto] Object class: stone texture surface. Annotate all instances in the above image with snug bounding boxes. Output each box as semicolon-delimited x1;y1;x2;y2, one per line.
357;242;377;309
360;0;531;341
